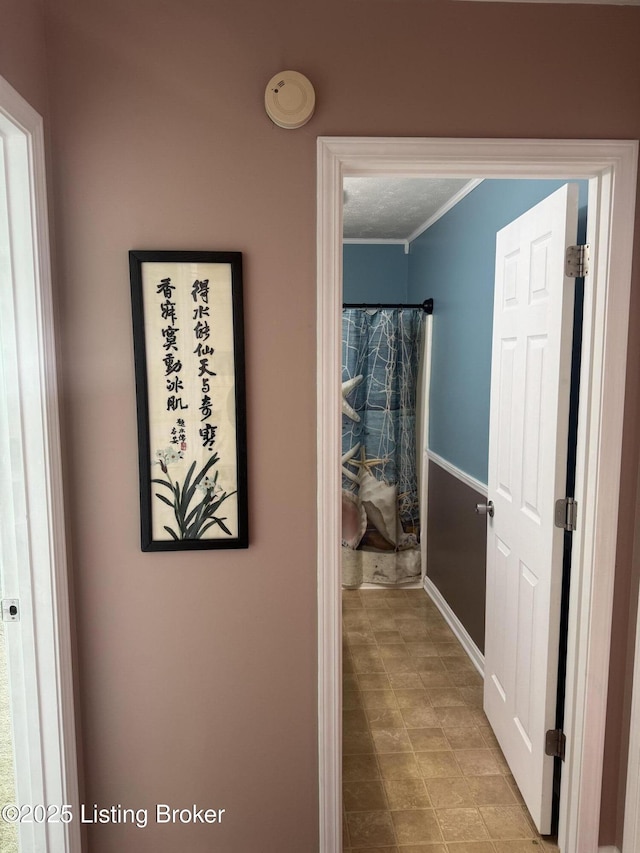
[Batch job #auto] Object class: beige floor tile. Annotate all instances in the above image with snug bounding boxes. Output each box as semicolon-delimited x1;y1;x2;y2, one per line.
407;727;449;752
405;641;439;658
427;687;466;707
385;656;420;675
367;613;399;631
424;777;475;809
414;657;448;673
343;780;388;812
489;749;511;774
389;672;426;690
504;776;525;804
377;752;422;780
391;808;443;844
393;688;431;709
448;670;484;687
478;725;500;749
444;727;487;750
347;810;396;847
347;848;398;853
352;649;386;674
361;689;399;710
359;673;392;690
433;642;466;657
442;656;476;672
343;709;369;734
455;749;503;777
416;750;462;779
436;807;489;842
400;706;441;729
375;630;405;643
434;707;477;727
459;686;484;708
344;690;364;710
397;623;431;640
344;673;360;690
372;728;414;754
341;588;542;853
479;806;537;840
347;629;377;645
362;596;392;609
380;643;413;659
367;708;406;730
384;779;432;810
344;612;374;630
344;729;376;754
465;775;517;806
428;625;457;643
419;671;455;688
343;753;381;782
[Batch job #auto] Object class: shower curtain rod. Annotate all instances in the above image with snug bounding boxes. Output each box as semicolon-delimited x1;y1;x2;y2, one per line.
343;298;433;314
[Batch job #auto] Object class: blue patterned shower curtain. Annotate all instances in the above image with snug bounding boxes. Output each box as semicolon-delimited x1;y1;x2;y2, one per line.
341;308;425;587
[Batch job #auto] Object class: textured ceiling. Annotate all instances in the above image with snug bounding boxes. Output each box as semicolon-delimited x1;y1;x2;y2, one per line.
343;177;473;240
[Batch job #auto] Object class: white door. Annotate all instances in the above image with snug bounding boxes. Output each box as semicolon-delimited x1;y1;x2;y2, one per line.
0;75;81;853
483;184;579;834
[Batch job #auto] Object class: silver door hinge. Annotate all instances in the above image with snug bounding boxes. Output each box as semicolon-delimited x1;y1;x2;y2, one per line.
555;497;577;532
545;728;566;761
565;244;590;278
1;599;20;622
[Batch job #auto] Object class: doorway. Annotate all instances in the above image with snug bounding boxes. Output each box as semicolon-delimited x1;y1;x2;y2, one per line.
317;137;638;853
0;75;81;853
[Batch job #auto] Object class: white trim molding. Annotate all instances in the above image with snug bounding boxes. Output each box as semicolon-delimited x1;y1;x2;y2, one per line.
423;576;484;676
622;460;640;853
0;75;81;853
426;449;488;497
407;178;483;245
317;136;638;853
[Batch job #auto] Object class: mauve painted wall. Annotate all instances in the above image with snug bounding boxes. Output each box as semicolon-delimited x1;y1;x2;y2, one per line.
0;0;48;114
1;0;640;849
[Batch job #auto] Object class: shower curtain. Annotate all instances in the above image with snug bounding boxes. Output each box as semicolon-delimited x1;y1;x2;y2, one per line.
341;307;425;587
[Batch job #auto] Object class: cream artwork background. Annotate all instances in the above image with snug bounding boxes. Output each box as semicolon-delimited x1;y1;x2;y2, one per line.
141;261;239;541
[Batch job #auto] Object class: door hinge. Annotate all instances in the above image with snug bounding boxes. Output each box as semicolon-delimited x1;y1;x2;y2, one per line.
565;244;590;278
545;728;566;761
555;497;577;532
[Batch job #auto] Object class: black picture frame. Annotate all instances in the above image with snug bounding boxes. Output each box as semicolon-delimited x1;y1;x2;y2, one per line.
129;250;248;550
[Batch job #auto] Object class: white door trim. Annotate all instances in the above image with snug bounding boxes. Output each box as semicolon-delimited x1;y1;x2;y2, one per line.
0;75;81;853
317;137;638;853
622;460;640;853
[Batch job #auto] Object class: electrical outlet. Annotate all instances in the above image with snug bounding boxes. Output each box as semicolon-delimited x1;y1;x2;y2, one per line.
2;599;19;622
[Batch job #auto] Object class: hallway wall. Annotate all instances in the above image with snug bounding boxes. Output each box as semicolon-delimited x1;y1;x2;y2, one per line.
1;0;639;848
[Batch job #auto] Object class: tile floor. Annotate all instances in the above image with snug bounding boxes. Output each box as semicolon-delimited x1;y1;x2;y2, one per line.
342;587;560;853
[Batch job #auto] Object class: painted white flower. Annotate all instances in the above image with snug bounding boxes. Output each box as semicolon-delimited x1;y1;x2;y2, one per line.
154;446;183;472
197;475;223;496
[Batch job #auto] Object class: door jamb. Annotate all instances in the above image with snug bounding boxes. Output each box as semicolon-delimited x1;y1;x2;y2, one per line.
0;75;81;853
316;137;638;853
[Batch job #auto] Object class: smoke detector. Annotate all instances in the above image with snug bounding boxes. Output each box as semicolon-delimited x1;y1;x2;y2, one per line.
265;70;315;130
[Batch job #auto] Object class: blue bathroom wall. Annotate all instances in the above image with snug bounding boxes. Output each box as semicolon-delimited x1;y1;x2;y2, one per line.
408;179;588;484
343;243;409;303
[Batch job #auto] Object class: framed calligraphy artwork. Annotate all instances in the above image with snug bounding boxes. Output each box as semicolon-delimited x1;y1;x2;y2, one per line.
129;251;248;550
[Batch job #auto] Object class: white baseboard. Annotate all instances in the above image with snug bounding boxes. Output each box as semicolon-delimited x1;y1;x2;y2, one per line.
423;575;484;676
598;846;621;853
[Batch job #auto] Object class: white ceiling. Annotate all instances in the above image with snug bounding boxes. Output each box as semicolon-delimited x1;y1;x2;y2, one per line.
342;176;475;241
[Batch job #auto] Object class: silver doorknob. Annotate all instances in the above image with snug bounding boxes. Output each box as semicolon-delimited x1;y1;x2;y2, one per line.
475;501;494;518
